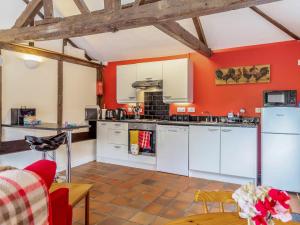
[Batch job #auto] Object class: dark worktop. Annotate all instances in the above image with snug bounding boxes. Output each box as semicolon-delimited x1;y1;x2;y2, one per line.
98;119;259;128
2;123;90;131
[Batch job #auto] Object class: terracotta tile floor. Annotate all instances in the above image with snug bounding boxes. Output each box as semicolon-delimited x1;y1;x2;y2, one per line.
69;161;299;225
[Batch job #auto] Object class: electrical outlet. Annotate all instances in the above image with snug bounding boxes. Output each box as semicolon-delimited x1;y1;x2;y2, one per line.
298;59;300;66
177;107;186;113
255;107;261;114
127;108;132;113
187;107;196;113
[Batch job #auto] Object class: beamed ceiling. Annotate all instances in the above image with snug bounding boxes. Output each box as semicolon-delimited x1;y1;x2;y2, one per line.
0;0;299;62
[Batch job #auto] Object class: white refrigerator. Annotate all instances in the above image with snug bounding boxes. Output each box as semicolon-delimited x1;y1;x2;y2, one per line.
262;107;300;192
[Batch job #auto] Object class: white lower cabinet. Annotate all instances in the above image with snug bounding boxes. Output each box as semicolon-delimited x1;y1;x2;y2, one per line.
220;127;257;178
189;125;257;183
97;122;128;161
189;126;221;174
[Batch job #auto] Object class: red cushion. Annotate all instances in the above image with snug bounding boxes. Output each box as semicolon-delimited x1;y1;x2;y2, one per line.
24;160;56;190
50;188;71;225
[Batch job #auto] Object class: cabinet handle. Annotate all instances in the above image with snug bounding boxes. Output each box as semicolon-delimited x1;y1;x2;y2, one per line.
208;128;219;132
114;124;121;126
113;145;121;149
114;131;121;134
101;123;106;126
168;129;178;132
163;96;172;99
128;96;136;99
222;129;232;132
145;77;152;80
276;114;285;117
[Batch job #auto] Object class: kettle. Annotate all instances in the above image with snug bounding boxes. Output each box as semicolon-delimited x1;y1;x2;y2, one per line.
105;109;116;120
115;108;127;120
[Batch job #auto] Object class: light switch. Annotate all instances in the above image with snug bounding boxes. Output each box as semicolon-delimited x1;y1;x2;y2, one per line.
187;107;196;113
255;108;261;114
298;59;300;66
177;107;186;113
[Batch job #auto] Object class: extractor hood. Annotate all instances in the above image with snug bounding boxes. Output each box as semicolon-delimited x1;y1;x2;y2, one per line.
132;80;163;89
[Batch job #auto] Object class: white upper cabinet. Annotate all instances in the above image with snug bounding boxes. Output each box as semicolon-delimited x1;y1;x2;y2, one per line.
137;61;163;81
220;127;257;178
162;58;193;103
116;64;137;103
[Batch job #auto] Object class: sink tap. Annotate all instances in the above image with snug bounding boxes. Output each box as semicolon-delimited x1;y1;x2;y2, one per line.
202;111;213;122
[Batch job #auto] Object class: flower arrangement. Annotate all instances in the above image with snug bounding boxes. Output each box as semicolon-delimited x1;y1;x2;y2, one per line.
233;183;292;225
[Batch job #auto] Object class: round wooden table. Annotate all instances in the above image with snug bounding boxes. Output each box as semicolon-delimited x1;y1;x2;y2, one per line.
165;213;300;225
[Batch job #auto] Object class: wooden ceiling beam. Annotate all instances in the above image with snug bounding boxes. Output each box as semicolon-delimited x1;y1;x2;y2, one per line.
155;21;211;57
104;0;121;10
1;0;281;43
14;0;43;27
0;42;100;68
43;0;54;19
250;6;300;40
192;17;207;46
22;0;44;19
73;0;90;14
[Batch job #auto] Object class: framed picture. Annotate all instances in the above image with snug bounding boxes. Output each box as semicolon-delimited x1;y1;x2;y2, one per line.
215;65;270;85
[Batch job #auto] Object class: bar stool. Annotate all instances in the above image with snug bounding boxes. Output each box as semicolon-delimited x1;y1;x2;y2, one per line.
25;132;67;160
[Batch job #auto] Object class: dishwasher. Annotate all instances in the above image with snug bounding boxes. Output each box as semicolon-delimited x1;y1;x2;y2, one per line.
156;125;189;176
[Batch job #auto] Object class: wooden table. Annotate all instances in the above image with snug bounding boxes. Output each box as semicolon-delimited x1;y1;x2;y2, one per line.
165;213;300;225
50;183;93;225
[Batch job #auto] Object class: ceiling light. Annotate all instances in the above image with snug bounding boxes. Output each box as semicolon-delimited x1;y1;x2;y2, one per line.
23;54;42;69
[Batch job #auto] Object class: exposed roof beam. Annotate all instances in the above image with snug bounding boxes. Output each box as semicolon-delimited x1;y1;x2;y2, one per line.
0;42;100;68
14;0;43;27
20;0;94;61
192;17;207;46
104;0;121;10
133;0;146;7
22;0;44;19
155;21;211;57
73;0;90;14
250;6;300;40
1;0;281;43
43;0;54;19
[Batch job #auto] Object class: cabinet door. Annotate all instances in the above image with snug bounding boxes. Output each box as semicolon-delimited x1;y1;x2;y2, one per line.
117;64;137;103
189;126;221;173
220;127;257;178
97;122;109;158
162;58;188;103
137;61;163;81
108;129;128;145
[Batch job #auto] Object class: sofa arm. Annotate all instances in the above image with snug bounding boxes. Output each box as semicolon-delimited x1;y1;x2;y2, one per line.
50;188;72;225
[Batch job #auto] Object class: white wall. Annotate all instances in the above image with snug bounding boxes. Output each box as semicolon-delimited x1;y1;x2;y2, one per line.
0;41;97;171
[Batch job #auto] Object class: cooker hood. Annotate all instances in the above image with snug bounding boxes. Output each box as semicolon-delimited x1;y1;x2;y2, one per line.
132;80;163;89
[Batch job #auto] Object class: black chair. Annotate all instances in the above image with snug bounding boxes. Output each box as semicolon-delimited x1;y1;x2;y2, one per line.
25;132;67;160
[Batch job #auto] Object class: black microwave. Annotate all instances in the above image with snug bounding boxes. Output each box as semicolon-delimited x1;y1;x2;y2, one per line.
263;90;297;107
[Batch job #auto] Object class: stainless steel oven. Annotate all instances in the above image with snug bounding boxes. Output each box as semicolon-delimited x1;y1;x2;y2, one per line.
264;90;297;107
128;123;156;157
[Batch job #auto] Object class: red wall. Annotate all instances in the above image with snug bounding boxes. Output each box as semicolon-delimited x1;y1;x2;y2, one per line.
103;40;300;117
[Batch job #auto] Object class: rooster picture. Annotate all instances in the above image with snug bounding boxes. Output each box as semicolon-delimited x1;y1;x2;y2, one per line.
255;66;270;81
232;68;242;83
243;67;252;82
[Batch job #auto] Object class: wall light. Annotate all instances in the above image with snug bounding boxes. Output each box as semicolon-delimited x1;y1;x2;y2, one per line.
23;54;42;69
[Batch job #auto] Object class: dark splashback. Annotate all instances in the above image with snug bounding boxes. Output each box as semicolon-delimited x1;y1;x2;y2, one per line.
144;92;169;120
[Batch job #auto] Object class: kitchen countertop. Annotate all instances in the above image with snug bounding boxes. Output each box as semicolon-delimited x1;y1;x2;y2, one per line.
97;119;258;128
2;123;90;131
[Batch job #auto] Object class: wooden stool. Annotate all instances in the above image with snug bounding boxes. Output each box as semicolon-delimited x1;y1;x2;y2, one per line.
50;183;93;225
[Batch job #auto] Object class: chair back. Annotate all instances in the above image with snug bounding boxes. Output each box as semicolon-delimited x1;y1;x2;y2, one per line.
194;190;238;213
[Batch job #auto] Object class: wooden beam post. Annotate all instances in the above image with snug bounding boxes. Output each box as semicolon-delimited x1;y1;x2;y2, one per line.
43;0;54;19
192;17;207;45
155;21;212;57
0;0;281;43
73;0;90;14
14;0;43;27
96;67;104;107
250;6;300;40
104;0;121;10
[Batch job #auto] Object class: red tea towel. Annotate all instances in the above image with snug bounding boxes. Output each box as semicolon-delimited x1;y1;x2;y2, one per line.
0;169;49;225
138;131;151;149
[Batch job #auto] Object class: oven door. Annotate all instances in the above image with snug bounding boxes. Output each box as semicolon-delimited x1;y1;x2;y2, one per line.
128;129;156;156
